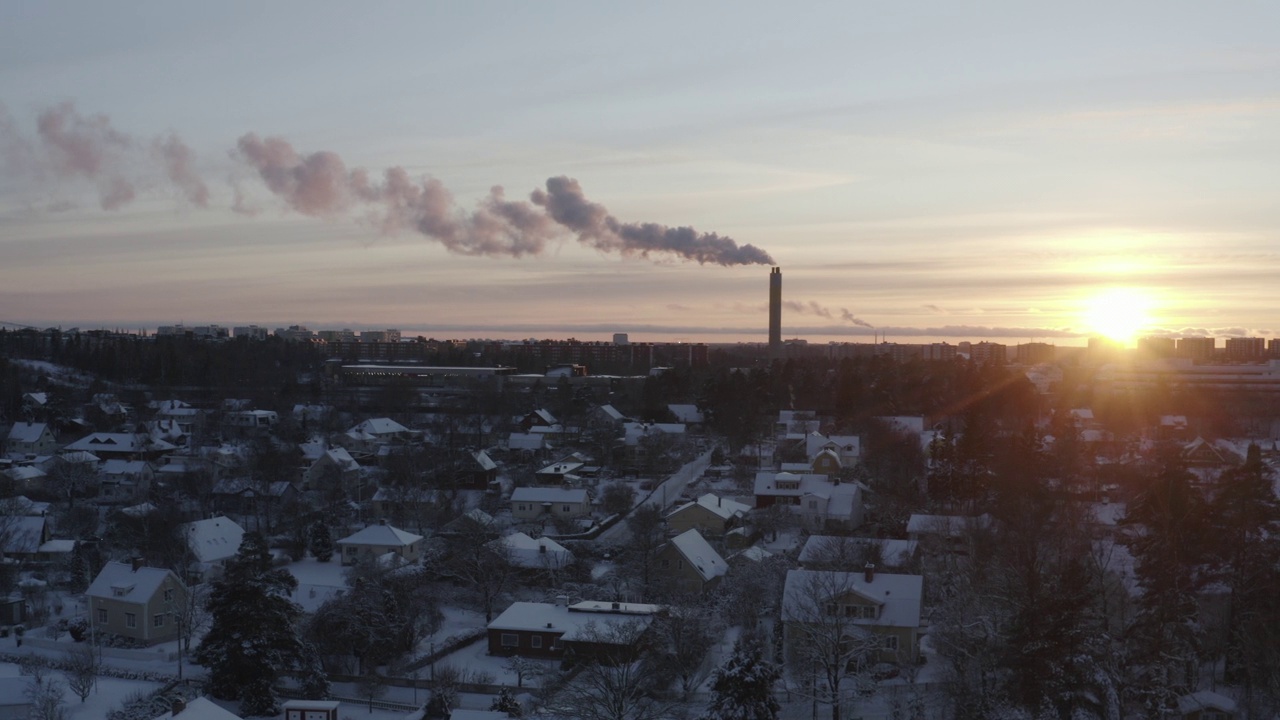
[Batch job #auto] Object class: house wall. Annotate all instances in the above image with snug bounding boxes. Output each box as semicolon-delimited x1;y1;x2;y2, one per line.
338;540;422;566
487;628;564;659
656;544;719;595
664;504;728;537
511;500;587;520
89;576;186;645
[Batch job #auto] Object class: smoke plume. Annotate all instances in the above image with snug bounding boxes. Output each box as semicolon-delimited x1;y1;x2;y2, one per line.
531;176;773;266
0;102;210;209
785;300;873;328
4;102;773;267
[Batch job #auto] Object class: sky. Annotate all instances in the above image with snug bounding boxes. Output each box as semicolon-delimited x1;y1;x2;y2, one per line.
2;1;1278;346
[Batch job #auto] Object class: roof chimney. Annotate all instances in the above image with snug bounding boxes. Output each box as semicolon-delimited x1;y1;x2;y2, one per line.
555;595;569;608
131;557;143;572
171;699;186;716
864;563;876;583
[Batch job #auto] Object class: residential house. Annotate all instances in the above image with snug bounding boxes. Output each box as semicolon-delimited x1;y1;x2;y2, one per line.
510;487;590;521
805;432;861;467
210;477;297;519
492;532;575;573
1;515;50;563
798;536;919;572
336;523;424;566
340;418;414;454
535;460;585;486
776;410;820;439
98;459;154;504
587;404;628;428
657;529;728;595
667;404;704;424
486;596;661;662
152;400;205;436
304;447;361;490
64;433;175;461
519;409;558;432
754;471;865;531
223;410;279;437
86;560;187;645
181;516;245;582
664;493;751;537
507;432;550;456
4;422;58;458
906;513;994;554
782;567;924;664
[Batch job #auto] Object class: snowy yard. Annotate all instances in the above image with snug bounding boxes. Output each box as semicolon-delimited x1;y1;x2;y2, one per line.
0;661;164;720
285;558;350;612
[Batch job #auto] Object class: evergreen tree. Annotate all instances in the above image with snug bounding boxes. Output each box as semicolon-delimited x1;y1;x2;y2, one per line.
700;639;780;720
309;522;333;562
489;688;523;717
194;532;309;716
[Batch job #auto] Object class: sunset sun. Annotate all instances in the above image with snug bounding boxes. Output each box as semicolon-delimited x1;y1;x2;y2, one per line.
1082;288;1154;345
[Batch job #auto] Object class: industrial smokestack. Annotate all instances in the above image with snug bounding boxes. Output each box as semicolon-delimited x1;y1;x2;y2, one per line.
769;267;782;357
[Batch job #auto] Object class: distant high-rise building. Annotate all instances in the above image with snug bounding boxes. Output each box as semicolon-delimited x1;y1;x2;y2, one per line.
359;329;401;344
1225;336;1265;361
769;267;782;356
1176;336;1215;362
613;333;629;345
233;325;268;340
1016;342;1054;365
1137;336;1176;359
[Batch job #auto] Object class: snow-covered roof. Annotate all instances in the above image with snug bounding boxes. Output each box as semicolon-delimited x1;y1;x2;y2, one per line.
87;561;179;604
101;459;149;476
494;532;574;568
448;711;508;720
5;466;47;483
596;404;626;422
182;516;245;564
511;487;588;504
667;404;704;423
5;495;50;515
782;569;923;628
488;600;659;639
2;516;46;554
6;422;49;444
622;421;687;446
349;417;410;436
507;432;546;450
322;447;359;471
1176;690;1237;715
537;461;584;476
798;536;918;567
152;696;244;720
669;493;751;522
66;433;175;454
23;392;48;406
473;450;497;472
669;529;727;582
906;513;992;537
529;409;558;426
338;524;423;547
39;539;75;555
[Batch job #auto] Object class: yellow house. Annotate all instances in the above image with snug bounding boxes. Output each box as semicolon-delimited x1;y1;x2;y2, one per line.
510;487;590;521
86;560;187;646
664;494;751;537
782;568;923;665
656;529;728;595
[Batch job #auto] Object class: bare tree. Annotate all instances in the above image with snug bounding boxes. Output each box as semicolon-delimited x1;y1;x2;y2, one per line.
539;620;670;720
63;643;98;703
781;570;894;720
652;604;719;699
446;532;514;622
25;664;68;720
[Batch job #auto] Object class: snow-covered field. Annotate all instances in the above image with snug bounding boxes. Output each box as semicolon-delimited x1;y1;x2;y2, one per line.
0;662;164;720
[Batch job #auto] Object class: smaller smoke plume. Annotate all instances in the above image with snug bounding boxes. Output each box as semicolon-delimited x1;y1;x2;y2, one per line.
784;300;873;328
840;309;873;329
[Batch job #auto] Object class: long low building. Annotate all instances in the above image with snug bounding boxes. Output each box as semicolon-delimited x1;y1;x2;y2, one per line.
487;598;661;662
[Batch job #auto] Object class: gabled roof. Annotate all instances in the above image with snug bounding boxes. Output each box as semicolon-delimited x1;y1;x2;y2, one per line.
338;524;423;547
494;532;574;568
528;409;558;426
182;516;245;564
511;487;588;504
65;433;175;454
488;600;658;639
669;493;751;522
152;696;243;720
101;459;149;476
473;450;497;471
508;432;547;450
2;516;47;554
1176;690;1237;715
906;513;992;537
596;404;626;422
6;422;50;444
798;536;918;567
782;569;923;628
669;529;727;582
320;447;359;471
349;418;410;436
87;561;180;604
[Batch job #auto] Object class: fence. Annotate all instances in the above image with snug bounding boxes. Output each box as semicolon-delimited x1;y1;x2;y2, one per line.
17;635;179;663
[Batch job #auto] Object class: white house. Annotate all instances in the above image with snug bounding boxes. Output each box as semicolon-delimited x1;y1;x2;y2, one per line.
180;516;245;581
4;422;58;458
492;532;575;571
336;523;424;566
510;487;590;520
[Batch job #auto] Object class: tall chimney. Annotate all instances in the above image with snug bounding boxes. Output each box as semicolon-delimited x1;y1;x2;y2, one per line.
864;563;876;583
769;267;782;357
171;699;186;716
131;557;143;572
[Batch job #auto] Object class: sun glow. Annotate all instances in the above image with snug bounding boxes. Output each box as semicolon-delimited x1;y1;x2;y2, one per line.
1082;288;1154;346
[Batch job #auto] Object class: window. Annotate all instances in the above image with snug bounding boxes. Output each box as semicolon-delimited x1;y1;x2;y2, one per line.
518;504;527;511
125;613;137;628
501;633;519;648
882;635;898;650
808;500;818;510
97;608;107;624
562;505;571;512
154;614;165;627
163;589;174;603
531;636;543;649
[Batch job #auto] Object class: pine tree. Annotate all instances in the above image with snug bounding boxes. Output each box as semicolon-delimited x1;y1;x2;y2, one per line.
194;532;309;716
700;640;781;720
310;522;333;562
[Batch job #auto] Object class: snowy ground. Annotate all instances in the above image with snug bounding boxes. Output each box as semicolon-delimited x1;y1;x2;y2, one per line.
284;558;350;612
0;661;164;720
